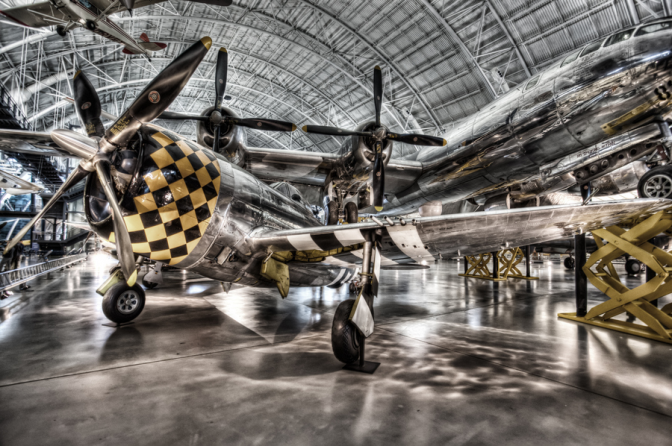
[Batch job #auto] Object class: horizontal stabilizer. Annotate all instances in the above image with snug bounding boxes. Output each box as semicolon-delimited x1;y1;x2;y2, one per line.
138;41;167;52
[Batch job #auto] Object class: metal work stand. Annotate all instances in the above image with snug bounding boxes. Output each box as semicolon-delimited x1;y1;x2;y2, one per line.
343;231;380;374
460;247;538;281
559;210;672;344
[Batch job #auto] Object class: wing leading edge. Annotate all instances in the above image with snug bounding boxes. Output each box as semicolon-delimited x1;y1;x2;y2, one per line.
250;199;672;266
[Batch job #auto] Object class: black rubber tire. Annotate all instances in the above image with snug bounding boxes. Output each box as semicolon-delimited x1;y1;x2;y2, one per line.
331;299;360;364
344;202;358;224
56;26;67;37
85;20;97;31
142;278;158;290
102;283;146;324
637;165;672;199
564;257;575;269
327;201;339;225
625;258;642;275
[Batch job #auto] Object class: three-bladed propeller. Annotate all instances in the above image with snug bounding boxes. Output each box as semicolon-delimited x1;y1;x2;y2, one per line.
156;47;296;151
4;37;214;287
302;66;447;212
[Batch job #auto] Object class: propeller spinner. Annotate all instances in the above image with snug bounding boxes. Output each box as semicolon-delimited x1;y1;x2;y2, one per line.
4;37;214;287
302;66;447;212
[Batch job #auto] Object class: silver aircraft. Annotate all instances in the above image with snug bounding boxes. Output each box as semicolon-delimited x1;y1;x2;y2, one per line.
0;35;669;365
192;18;672;223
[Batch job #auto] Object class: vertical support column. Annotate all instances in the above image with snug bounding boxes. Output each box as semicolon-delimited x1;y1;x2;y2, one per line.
463;256;468;274
29;193;35;250
492;251;499;280
526;245;532;278
575;233;588;317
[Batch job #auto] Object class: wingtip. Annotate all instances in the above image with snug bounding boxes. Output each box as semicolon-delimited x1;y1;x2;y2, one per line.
200;36;213;50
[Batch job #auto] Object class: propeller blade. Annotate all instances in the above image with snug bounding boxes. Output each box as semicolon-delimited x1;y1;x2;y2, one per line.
213;125;221;153
73;70;104;138
230;118;296;132
373;65;382;127
102;36;212;150
386;132;447;147
372;141;385;212
215;48;228;111
50;129;99;160
4;166;92;254
156;111;209;121
301;125;371;137
95;160;137;286
120;0;135;12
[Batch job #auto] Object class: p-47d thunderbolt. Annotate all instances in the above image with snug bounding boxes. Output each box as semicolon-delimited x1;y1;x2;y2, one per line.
0;36;670;366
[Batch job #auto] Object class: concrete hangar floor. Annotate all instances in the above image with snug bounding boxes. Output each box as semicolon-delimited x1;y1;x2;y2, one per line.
0;253;671;445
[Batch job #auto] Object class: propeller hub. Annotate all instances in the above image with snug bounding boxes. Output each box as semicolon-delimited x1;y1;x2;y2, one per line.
210;110;224;126
372;126;387;141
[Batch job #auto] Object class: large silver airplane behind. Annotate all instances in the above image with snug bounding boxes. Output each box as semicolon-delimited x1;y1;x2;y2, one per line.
192;18;672;222
0;28;671;365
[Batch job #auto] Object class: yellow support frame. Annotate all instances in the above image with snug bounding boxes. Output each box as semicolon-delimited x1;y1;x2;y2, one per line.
460;252;507;281
497;248;539;280
460;248;538;281
559;210;672;344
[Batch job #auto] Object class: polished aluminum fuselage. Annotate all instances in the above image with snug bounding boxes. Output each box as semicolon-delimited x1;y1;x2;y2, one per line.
379;25;672;215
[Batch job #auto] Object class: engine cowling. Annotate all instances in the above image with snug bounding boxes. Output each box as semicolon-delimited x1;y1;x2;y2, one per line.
337;121;393;183
196;106;247;165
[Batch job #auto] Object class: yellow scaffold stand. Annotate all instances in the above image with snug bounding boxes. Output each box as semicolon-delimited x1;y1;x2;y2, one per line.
559;210;672;344
460;247;538;281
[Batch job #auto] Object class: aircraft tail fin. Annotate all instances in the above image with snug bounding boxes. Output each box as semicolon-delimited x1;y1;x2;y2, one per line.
137;33;167;52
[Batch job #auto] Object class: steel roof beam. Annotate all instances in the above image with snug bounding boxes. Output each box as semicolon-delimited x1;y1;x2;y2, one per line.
416;0;497;100
483;0;531;77
116;14;408;130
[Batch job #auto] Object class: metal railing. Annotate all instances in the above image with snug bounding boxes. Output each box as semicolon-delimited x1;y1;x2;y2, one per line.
0;84;32;131
0;253;87;291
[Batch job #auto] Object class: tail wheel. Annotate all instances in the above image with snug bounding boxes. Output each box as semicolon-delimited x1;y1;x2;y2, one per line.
638;165;672;199
326;201;339;225
564;257;575;269
85;20;97;31
625;258;642;275
102;283;146;324
56;26;67;37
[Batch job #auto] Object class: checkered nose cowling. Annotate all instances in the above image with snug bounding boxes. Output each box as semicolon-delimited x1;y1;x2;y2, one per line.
91;126;221;266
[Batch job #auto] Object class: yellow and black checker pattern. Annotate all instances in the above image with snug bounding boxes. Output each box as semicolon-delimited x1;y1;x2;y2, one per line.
105;129;221;266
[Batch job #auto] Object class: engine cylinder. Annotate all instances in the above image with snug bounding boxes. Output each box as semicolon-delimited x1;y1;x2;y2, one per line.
339;121;393;179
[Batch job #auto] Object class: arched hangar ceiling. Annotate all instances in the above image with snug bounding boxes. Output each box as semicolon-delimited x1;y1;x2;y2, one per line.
0;0;669;155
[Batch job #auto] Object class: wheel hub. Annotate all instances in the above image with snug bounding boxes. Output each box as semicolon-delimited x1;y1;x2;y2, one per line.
644;174;672;198
116;290;140;314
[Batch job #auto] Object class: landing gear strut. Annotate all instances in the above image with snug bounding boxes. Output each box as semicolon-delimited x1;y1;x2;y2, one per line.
331;230;380;373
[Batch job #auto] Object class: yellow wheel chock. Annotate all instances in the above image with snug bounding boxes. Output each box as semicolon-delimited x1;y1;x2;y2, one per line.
460;248;538;281
559;210;672;344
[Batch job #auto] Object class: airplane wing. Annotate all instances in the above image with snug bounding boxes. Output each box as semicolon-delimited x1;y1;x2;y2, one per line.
0;2;69;28
0;129;75;157
0;169;43;195
250;199;672;265
245;147;423;189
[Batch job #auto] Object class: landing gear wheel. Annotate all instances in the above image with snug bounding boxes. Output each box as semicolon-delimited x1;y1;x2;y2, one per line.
564;256;575;269
638;165;672;198
85;20;97;31
56;26;67;37
625;258;642;275
102;283;146;324
142;278;158;290
327;201;339;225
344;202;358;224
331;299;359;364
